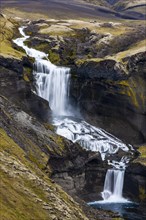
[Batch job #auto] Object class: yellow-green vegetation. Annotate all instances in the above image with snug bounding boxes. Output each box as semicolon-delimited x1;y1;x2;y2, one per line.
3;8;48;20
0;14;24;59
139;185;146;201
0;128;26;164
112;218;124;220
23;67;32;82
75;57;104;66
0;128;89;220
110;39;146;62
106;76;146;111
0;97;67;167
39;24;75;37
118;76;146;110
49;134;66;155
134;145;146;166
48;50;60;65
69;20;128;37
43;123;55;131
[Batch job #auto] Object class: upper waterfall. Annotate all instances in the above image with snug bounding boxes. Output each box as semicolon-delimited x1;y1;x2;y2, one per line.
34;59;70;115
13;26;71;116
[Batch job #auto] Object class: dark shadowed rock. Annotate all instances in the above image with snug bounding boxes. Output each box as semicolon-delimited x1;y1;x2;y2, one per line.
77;59;127;80
0;56;51;122
49;146;107;201
70;52;146;144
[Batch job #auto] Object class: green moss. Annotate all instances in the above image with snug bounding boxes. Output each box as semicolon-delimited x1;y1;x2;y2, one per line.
0;127;88;220
25;40;51;54
35;42;50;51
23;67;32;82
49;134;65;155
139;186;146;201
134;145;146;166
0;16;24;59
0;170;51;220
0;128;26;161
117;78;145;109
0;129;50;220
44;123;55;132
48;50;60;64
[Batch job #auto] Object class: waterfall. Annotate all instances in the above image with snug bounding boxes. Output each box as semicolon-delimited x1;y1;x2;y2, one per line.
13;26;132;204
33;59;70;115
101;169;127;203
13;26;71;116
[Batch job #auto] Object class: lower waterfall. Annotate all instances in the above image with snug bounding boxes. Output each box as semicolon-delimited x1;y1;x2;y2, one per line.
102;169;126;202
13;26;133;205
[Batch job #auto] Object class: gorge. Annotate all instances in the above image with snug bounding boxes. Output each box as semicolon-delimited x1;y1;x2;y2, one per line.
0;2;146;219
12;24;145;219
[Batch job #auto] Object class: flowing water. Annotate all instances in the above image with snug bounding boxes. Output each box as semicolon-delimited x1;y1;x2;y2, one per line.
101;169;126;202
34;59;70;116
13;26;143;219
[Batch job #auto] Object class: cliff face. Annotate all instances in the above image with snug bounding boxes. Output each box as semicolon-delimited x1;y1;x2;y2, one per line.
71;52;146;144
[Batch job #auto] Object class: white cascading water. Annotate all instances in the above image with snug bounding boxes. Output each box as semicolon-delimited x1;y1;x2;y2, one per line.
14;26;70;116
34;59;70;115
101;169;126;202
14;26;132;203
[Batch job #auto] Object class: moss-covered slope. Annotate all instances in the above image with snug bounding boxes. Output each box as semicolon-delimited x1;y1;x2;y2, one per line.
0;127;88;220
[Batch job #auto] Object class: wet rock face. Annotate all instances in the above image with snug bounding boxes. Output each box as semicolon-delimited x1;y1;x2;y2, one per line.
70;52;146;144
125;162;146;202
0;56;51;122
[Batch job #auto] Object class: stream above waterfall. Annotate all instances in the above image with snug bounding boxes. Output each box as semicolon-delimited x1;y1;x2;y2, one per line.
13;25;141;219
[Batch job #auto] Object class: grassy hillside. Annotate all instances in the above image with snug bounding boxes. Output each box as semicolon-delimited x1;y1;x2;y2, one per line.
0;127;88;220
0;14;24;59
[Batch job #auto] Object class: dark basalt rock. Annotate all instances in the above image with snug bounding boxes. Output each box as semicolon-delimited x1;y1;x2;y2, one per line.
0;56;23;74
0;56;51;122
49;147;107;201
124;162;146;202
77;59;127;80
70;52;146;144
